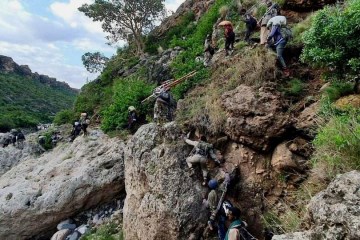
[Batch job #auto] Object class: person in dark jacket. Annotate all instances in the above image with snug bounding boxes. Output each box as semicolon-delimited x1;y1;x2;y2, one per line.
242;14;257;44
127;106;138;133
267;17;290;77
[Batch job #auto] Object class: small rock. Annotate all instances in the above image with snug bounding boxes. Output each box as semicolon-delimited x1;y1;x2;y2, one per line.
76;225;89;235
57;219;75;231
51;229;71;240
65;231;81;240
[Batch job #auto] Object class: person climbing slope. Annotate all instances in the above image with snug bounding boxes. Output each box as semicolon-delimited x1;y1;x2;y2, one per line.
225;207;245;240
218;21;235;56
258;1;280;45
184;134;221;186
266;15;290;77
153;86;176;125
203;179;219;227
242;13;257;45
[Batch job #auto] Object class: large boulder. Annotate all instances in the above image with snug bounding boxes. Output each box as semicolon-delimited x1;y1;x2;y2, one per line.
0;130;125;239
221;84;292;151
271;142;307;173
273;171;360;240
294;102;320;138
123;123;208;240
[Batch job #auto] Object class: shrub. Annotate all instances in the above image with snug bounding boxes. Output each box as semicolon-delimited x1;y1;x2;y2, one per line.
82;223;124;240
170;0;233;99
101;77;154;132
323;81;354;102
301;0;360;77
280;78;305;97
53;109;76;125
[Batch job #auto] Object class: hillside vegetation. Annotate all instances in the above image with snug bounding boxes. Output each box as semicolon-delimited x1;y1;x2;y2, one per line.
0;72;77;131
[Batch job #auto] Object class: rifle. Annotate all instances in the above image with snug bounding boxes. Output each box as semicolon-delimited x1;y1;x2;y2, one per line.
141;71;197;104
257;3;278;25
208;173;230;230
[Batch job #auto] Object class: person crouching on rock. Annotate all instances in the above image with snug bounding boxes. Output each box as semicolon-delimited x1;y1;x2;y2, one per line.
184;134;221;186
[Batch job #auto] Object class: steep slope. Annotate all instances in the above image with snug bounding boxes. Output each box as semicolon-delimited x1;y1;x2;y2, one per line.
0;55;78;131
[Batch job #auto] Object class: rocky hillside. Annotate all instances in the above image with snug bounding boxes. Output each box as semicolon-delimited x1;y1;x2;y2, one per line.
1;0;359;239
0;55;78;132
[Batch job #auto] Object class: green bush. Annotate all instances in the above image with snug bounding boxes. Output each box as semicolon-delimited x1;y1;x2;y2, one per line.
323;81;354;102
281;78;305;97
170;0;232;99
53;109;76;125
301;0;360;77
101;77;154;132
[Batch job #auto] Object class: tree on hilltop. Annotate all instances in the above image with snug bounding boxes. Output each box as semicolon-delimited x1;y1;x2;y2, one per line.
82;52;109;73
79;0;166;56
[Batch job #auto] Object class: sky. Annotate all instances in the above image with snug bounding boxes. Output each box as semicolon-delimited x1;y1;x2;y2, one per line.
0;0;185;89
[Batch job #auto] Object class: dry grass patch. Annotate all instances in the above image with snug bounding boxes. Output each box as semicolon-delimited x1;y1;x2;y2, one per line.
177;47;277;134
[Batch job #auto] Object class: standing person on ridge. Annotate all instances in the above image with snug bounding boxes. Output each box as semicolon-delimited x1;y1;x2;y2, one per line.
219;21;235;56
266;15;290;77
127;106;138;133
259;1;279;45
79;113;90;136
184;134;221;186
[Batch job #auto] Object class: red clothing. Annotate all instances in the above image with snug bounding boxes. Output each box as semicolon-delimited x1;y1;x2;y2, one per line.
224;25;233;38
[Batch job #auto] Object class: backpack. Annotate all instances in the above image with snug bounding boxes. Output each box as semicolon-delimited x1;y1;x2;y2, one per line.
196;142;212;156
280;26;293;41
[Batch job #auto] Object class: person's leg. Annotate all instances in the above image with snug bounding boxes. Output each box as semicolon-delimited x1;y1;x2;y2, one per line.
225;37;230;55
199;157;208;185
276;42;286;69
245;28;251;43
217;215;227;240
260;26;267;45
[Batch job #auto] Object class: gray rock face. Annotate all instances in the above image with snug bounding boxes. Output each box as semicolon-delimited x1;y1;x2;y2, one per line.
273;171;360;240
221;84;292;151
0;130;125;239
123;123;207;240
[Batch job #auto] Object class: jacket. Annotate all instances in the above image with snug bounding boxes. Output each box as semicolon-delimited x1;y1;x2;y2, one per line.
267;25;285;46
225;220;243;240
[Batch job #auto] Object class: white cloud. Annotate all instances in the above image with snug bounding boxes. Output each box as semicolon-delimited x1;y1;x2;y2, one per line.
50;0;104;34
0;0;185;89
165;0;185;12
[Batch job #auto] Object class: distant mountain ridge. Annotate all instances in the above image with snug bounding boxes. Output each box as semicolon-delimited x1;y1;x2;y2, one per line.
0;55;78;92
0;55;78;132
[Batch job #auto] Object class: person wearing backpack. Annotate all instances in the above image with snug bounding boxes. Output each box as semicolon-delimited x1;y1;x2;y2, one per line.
204;34;215;66
225;207;245;240
79;113;90;136
184;135;221;186
153;87;176;125
203;179;219;227
16;130;25;148
266;15;290;77
258;1;280;45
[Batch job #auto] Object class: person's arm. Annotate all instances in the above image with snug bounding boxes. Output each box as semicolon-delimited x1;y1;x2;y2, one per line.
185;138;198;147
228;229;240;240
267;25;278;41
209;149;220;164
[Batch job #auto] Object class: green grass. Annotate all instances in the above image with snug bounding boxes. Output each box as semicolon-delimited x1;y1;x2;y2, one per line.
82;223;124;240
312;109;360;179
280;78;305;97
